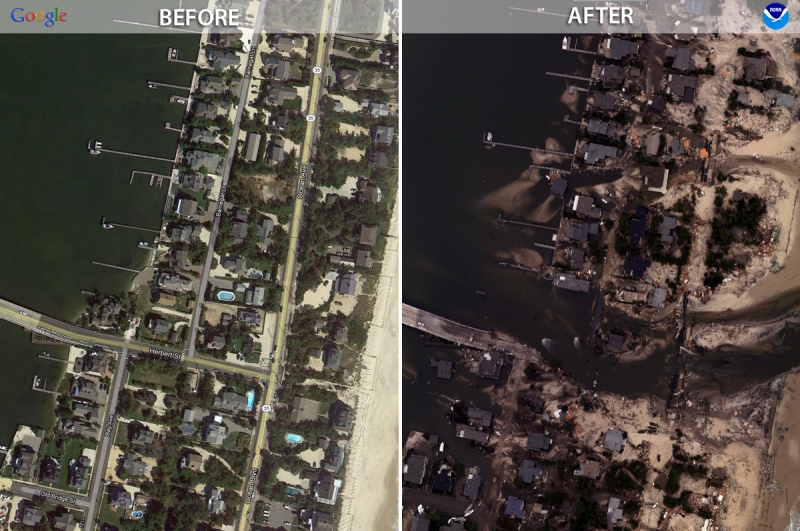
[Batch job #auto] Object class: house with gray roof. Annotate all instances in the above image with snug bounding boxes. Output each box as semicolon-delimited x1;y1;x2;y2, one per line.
258;217;274;251
608;497;624;523
175;198;199;217
267;137;285;165
648;287;668;308
148;317;172;335
21;506;43;527
237;309;261;327
337;68;361;91
368;102;391;117
130;424;154;446
207;487;225;515
189;128;216;145
666;47;693;70
221;255;247;275
467;407;493;428
54;513;78;531
200;75;226;93
370;150;389;167
213;391;248;412
178;172;214;191
312;512;336;531
607;334;625;351
185;150;222;174
604;38;639;60
584;143;618;164
123;452;148;476
69;456;90;490
323;440;346;473
110;486;133;509
74;403;101;424
203;419;228;445
336;272;357;295
267;83;298;106
553;273;590;292
456;424;490;444
244;132;261;162
587;119;613;137
231;220;249;244
602;428;626;452
505;496;525;518
551;177;568;198
324;346;342;370
207;48;240;71
315;472;343;505
527;433;552;452
13;447;37;480
359;225;380;246
684;0;709;14
666;74;698;103
518;459;543;483
410;516;430;531
463;470;482;498
263;55;292;81
372;125;395;145
403;454;427;485
574;460;601;479
598;64;624;85
169;223;201;242
432;359;453;379
330;399;355;431
158;272;193;292
658;216;677;243
591;93;617;111
743;56;769;81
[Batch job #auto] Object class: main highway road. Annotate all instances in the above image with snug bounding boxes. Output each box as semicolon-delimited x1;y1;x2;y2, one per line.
234;0;338;528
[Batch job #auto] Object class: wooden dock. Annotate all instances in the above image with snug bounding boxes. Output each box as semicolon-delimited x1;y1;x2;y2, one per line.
91;261;142;273
529;164;571;175
104;220;161;233
563;115;583;126
169;95;188;104
498;261;539;273
497;215;559;231
147;80;191;91
99;148;174;163
563;38;597;55
546;71;592;82
166;48;198;66
38;354;69;363
568;85;588;94
483;134;572;157
164;122;182;133
130;170;170;186
31;376;58;395
534;243;557;250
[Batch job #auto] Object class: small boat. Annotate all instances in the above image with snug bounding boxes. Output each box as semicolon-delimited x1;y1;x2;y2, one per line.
0;446;8;452
562;36;569;50
35;377;41;387
138;241;149;248
101;217;114;230
88;139;102;155
42;351;49;357
148;82;158;89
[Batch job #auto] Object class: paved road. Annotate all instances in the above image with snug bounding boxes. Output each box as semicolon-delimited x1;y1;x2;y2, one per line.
82;346;129;529
11;482;90;510
186;18;267;359
234;0;337;529
0;297;265;378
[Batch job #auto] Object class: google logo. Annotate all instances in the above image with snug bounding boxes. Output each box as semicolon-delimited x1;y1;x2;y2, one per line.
10;7;67;27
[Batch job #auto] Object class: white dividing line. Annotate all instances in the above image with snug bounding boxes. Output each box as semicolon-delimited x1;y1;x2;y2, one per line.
112;19;203;32
509;6;568;17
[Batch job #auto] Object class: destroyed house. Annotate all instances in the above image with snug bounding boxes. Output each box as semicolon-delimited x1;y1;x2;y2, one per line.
527;433;552;452
623;257;651;279
455;424;490;444
742;56;769;81
553;273;590;292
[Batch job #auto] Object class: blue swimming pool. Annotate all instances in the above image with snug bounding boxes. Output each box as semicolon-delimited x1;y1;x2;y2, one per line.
246;390;255;411
286;433;304;444
285;486;301;497
130;511;144;519
217;291;235;301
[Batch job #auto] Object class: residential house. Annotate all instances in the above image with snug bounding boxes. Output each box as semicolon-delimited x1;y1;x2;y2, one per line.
258;217;274;251
221;255;247;275
518;459;543;483
130;424;155;446
175;198;199;218
574;460;601;479
372;125;394;145
20;506;43;527
359;225;380;246
274;36;296;53
244;132;262;162
262;55;292;81
311;512;335;531
432;467;454;493
178;172;214;192
267;83;298;106
231;220;249;244
199;75;226;93
432;359;453;379
213;391;249;412
148;317;172;335
73;403;101;424
527;433;552;452
666;47;693;70
169;224;202;243
410;516;431;531
604;37;639;59
207;48;240;71
463;469;482;498
608;497;624;523
53;513;78;531
123;452;148;476
607;334;625;351
203;416;228;445
76;351;114;379
337;68;361;91
657;217;677;242
315;472;343;505
188;128;216;145
623;256;652;279
598;64;624;85
357;179;381;203
505;496;525;518
110;485;133;509
478;351;503;379
207;487;225;515
743;56;769;81
368;102;391;117
584;143;618;164
370;151;389;167
323;441;346;473
267;137;285;165
185;150;222;174
329;400;355;432
591;93;616;111
71;377;107;404
172;248;189;270
648;287;668;308
467;407;493;429
237;309;261;327
455;424;489;444
323;345;342;370
69;456;90;490
39;456;60;485
245;285;265;306
206;333;225;350
602;428;626;452
587;119;614;137
666;74;697;103
403;454;427;485
553;273;590;292
335;272;357;296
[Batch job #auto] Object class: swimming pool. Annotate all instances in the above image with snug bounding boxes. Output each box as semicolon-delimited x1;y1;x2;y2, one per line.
246;390;255;411
217;290;235;301
285;486;301;497
286;433;304;444
246;271;263;280
130;511;144;519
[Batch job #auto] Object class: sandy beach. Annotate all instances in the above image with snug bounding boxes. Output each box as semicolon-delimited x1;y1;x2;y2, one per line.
341;201;399;531
761;373;800;531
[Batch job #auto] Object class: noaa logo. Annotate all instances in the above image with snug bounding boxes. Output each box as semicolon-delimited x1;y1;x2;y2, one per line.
763;2;789;30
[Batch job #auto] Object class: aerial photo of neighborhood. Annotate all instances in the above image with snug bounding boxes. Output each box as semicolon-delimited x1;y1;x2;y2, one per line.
0;1;398;531
402;27;800;531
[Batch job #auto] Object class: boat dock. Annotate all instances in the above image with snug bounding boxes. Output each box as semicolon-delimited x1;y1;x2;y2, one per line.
147;80;191;91
103;220;161;233
568;85;588;94
166;48;198;66
31;376;57;395
534;243;557;250
562;37;597;55
497;215;559;232
91;261;142;273
164;122;183;133
484;133;572;156
38;354;69;363
169;95;188;105
498;261;539;273
528;164;571;175
563;115;583;126
546;71;592;82
130;170;169;186
97;147;174;163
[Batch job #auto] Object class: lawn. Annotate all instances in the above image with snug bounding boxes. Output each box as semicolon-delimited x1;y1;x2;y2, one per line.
97;487;127;530
58;437;96;491
129;365;179;389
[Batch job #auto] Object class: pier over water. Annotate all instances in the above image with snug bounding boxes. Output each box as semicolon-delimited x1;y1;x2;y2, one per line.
402;303;536;359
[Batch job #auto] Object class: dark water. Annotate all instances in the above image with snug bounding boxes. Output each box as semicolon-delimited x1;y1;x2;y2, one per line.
0;34;198;441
